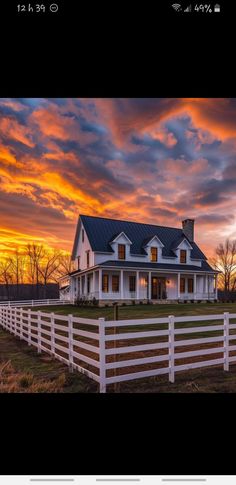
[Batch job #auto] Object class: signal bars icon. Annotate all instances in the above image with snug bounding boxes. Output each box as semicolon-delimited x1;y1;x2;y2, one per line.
184;4;191;11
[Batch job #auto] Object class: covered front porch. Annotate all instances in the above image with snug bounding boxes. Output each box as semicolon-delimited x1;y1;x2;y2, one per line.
71;267;218;303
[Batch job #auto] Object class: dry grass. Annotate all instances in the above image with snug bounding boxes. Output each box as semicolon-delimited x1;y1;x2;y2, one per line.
0;360;66;393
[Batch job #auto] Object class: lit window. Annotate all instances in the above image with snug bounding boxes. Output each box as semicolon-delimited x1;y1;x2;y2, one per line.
112;275;119;292
180;249;187;263
150;247;158;262
180;277;185;293
118;244;126;260
102;274;109;293
129;276;136;292
188;278;193;293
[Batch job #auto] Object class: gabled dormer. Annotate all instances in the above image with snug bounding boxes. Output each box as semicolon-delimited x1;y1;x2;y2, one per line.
109;232;132;261
172;237;193;264
143;235;164;262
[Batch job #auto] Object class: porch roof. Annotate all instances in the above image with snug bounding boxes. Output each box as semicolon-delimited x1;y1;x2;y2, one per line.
99;260;217;273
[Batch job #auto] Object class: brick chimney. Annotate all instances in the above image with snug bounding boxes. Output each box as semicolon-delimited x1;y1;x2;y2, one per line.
182;219;194;242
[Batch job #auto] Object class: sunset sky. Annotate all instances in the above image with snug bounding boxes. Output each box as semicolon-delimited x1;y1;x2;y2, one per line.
0;97;236;261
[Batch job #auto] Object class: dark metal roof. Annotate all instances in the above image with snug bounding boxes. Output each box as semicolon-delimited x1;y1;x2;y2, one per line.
100;260;216;273
71;214;207;261
170;235;192;251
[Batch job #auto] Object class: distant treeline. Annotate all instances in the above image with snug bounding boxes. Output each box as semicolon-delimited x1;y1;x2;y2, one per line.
0;244;71;300
0;283;59;301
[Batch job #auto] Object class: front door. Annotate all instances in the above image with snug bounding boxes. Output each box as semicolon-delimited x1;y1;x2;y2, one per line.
151;277;166;300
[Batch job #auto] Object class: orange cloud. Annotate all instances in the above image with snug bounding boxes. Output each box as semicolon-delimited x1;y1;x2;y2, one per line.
1;97;236;266
0;117;34;147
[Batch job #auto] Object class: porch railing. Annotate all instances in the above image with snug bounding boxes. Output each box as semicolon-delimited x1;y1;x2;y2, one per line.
74;291;216;301
179;292;216;300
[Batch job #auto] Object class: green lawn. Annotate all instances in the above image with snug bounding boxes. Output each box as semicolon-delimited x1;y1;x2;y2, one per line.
30;301;236;320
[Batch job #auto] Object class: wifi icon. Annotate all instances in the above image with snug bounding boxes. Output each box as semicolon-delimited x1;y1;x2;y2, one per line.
172;3;182;11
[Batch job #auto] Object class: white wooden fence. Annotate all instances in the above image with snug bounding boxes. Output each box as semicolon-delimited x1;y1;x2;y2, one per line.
0;299;71;308
1;307;236;392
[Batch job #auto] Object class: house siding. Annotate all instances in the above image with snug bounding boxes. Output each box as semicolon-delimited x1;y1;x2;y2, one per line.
74;222;94;271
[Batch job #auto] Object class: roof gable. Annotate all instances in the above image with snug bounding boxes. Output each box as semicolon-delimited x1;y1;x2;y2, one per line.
143;235;164;248
72;214;207;261
110;232;132;245
173;237;193;250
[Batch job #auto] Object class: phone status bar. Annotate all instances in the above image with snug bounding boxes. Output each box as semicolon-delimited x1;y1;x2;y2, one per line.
171;3;221;13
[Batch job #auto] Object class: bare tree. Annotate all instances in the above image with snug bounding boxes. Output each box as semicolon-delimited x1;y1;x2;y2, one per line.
0;245;65;300
37;249;61;298
56;253;72;278
26;244;46;298
211;239;236;292
0;259;13;300
9;249;26;298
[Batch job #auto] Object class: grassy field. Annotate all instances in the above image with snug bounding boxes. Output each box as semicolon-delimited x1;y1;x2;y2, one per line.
2;302;236;393
29;301;236;320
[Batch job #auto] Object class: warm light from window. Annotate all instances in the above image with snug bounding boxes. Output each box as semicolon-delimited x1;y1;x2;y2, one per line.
140;277;148;287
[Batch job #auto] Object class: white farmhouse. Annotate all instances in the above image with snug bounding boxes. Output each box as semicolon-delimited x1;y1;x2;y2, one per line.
59;215;219;305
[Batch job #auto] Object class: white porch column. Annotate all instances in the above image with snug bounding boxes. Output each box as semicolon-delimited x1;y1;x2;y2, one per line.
215;274;218;299
98;268;102;301
194;274;197;299
84;273;88;295
148;272;151;300
70;278;74;302
120;270;124;300
177;273;180;298
204;274;207;294
92;271;95;296
136;271;140;300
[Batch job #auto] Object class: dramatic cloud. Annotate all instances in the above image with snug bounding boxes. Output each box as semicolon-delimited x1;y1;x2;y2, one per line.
1;97;236;259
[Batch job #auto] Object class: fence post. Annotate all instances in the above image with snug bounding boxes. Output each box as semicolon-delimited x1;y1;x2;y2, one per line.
224;312;229;371
31;300;33;307
51;312;55;354
168;315;175;383
99;317;106;393
9;306;12;333
13;307;17;335
2;307;5;329
20;308;23;340
38;310;42;353
68;314;74;371
28;308;32;345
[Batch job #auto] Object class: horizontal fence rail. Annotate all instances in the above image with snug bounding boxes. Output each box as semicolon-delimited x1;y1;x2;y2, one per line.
0;299;71;307
0;306;101;385
1;307;236;392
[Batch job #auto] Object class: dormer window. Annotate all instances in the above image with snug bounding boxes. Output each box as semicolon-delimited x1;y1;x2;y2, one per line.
118;244;126;260
180;249;187;263
86;250;90;267
150;247;158;262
